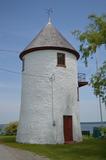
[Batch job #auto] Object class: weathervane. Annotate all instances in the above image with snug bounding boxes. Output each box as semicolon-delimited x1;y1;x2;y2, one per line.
46;8;53;23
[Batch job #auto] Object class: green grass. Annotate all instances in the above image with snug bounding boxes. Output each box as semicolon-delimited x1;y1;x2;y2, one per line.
0;135;106;160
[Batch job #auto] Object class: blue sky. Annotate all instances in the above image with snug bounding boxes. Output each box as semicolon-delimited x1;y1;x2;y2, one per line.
0;0;106;123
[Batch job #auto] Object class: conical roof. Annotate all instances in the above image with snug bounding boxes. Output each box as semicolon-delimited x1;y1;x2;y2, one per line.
20;21;79;59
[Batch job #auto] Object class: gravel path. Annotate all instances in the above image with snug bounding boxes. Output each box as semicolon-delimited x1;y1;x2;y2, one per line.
0;144;49;160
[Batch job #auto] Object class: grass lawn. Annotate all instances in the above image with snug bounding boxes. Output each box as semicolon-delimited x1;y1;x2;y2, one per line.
0;136;106;160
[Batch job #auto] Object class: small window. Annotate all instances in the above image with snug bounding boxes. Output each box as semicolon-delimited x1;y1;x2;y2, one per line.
57;53;66;67
22;59;25;71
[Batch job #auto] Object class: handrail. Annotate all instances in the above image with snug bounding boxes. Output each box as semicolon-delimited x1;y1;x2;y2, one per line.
78;73;86;82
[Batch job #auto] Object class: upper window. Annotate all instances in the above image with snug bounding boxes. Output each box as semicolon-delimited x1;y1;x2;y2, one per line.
57;53;66;67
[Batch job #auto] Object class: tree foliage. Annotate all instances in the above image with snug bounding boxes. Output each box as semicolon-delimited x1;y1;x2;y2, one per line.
72;14;106;66
72;14;106;105
91;61;106;105
4;121;18;135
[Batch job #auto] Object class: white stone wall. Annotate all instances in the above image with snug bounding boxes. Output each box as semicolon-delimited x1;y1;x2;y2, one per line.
16;50;82;144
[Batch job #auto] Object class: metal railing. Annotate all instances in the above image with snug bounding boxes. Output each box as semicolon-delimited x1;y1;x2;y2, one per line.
78;73;86;82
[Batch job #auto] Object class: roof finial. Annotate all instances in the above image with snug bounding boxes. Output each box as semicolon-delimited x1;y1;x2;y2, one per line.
46;8;53;24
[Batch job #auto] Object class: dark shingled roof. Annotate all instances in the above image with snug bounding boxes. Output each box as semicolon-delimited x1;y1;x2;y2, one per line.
20;21;80;59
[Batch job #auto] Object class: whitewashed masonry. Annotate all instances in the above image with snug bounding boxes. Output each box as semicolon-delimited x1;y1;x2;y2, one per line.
16;21;82;144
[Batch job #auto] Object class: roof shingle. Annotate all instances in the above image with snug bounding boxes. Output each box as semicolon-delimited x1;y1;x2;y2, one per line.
20;22;79;59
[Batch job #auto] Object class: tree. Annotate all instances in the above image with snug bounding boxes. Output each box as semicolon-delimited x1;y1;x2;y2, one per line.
91;61;106;105
72;14;106;105
72;14;106;65
4;121;18;135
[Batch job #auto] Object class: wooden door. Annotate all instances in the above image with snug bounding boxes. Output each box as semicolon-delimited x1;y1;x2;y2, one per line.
63;116;73;143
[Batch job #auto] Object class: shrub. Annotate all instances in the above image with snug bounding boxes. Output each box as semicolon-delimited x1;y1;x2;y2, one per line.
4;121;18;135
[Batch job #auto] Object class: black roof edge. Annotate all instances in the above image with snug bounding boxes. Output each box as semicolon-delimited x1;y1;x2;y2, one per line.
20;46;80;60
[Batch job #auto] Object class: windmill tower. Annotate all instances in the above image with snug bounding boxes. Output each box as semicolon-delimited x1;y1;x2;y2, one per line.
16;20;87;144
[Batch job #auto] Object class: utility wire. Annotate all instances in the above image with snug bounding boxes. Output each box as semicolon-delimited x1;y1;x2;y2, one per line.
0;49;20;53
0;67;20;75
0;67;49;78
0;49;20;55
0;53;19;55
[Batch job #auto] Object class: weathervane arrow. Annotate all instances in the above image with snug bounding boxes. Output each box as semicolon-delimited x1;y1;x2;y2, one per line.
46;8;53;23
